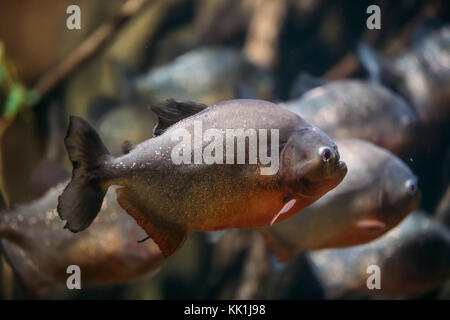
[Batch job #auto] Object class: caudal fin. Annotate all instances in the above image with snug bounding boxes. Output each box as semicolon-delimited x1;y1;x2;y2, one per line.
57;116;110;232
357;43;403;87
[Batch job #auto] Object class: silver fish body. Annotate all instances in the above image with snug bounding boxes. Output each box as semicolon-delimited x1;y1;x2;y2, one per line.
133;47;275;105
308;211;450;297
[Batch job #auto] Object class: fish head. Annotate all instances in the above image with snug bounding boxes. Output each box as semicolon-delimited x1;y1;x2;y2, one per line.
280;125;347;198
384;93;420;152
377;157;421;229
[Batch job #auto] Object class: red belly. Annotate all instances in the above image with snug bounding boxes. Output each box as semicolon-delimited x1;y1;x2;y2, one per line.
193;191;317;231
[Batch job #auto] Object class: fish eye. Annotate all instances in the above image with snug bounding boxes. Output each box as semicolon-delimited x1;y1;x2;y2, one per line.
319;147;333;162
405;178;418;195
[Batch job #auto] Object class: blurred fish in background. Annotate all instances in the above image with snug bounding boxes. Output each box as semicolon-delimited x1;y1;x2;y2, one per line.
283;77;419;156
306;211;450;298
0;182;164;298
130;47;275;105
359;25;450;127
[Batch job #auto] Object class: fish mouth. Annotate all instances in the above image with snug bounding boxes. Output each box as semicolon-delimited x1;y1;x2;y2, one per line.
336;160;347;173
332;160;348;181
319;159;347;192
294;160;347;198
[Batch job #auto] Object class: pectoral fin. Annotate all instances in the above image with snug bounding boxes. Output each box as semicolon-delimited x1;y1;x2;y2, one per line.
270;198;297;226
356;218;386;230
116;188;188;257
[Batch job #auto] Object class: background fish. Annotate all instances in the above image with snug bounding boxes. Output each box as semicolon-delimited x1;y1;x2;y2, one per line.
307;211;450;298
132;47;275;105
57;99;347;257
358;25;450;127
283;79;419;156
260;138;420;262
0;181;164;297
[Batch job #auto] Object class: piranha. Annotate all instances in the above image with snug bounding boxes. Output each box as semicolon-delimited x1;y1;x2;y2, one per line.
308;211;450;297
131;47;275;105
358;25;450;127
57;99;347;257
260;138;420;262
283;77;419;155
0;181;164;297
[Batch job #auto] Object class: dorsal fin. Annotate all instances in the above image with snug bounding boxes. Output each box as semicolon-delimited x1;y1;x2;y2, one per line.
151;99;208;136
121;140;135;154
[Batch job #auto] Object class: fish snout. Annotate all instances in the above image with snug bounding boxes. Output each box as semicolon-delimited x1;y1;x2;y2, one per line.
336;159;348;176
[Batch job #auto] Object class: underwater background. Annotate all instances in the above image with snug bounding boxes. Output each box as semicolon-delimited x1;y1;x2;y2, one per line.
0;0;449;300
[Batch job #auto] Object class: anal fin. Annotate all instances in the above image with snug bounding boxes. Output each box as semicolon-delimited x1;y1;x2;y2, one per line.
116;188;188;257
259;229;294;263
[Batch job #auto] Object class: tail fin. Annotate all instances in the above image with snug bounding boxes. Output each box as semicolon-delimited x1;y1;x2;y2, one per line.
357;43;403;87
357;43;384;83
57;116;111;232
